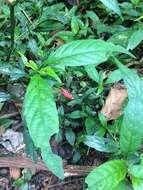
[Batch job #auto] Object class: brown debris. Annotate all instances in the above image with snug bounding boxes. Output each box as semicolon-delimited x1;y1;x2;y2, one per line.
54;38;65;48
10;167;21;180
0;177;9;190
101;84;128;120
0;127;5;136
0;156;96;178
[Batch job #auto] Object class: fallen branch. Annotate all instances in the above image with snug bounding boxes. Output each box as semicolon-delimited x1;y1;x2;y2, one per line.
0;156;96;177
0;112;19;120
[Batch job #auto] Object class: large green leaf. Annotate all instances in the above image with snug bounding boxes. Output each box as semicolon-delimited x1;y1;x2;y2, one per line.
108;29;134;47
41;148;64;179
99;0;121;16
0;63;25;80
132;177;143;190
113;180;133;190
46;40;132;67
65;128;75;146
85;160;127;190
131;0;140;5
129;165;143;179
114;58;143;156
127;29;143;50
84;135;118;153
106;69;123;84
23;75;64;179
85;117;97;135
120;98;143;156
84;65;99;83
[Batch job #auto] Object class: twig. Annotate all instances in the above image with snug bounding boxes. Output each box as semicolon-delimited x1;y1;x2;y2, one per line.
0;112;19;120
13;121;23;130
0;156;46;171
48;177;84;189
64;165;95;177
0;156;96;177
76;0;80;5
19;7;32;24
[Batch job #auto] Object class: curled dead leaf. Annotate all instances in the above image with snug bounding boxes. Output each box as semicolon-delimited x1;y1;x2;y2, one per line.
101;84;128;120
54;38;65;48
10;167;21;180
0;127;5;136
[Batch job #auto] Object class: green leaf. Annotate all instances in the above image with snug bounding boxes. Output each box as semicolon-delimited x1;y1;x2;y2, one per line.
140;154;143;166
26;60;38;71
98;112;107;127
85;117;96;135
0;103;3;111
72;151;81;163
18;52;28;65
12;178;25;187
136;15;143;21
23;128;38;162
106;69;123;84
55;31;74;42
19;183;28;190
65;128;75;146
127;30;143;50
106;69;122;83
99;0;122;16
0;64;25;80
66;110;87;119
23;75;59;146
39;67;61;83
86;10;101;24
86;160;127;190
120;2;139;17
0;119;13;128
84;135;118;153
132;177;143;190
131;0;140;5
28;39;39;55
120;97;143;156
36;20;64;32
0;92;11;102
46;40;133;67
108;30;134;47
23;75;64;179
86;10;104;34
22;169;32;181
84;65;99;83
41;148;64;179
71;16;79;34
97;71;104;94
113;180;133;190
114;58;143;156
129;165;143;179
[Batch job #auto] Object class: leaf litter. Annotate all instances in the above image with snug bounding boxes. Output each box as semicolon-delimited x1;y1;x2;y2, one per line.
101;84;128;120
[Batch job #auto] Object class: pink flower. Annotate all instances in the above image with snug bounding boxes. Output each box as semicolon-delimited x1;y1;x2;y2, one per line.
60;88;74;100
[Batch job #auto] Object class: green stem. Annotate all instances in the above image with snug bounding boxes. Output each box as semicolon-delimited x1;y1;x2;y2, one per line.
6;4;15;61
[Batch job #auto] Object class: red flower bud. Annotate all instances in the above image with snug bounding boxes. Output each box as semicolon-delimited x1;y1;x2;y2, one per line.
60;88;74;100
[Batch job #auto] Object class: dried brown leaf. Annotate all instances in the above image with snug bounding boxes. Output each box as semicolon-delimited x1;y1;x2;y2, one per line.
0;127;5;136
54;38;65;48
10;167;21;180
101;84;128;120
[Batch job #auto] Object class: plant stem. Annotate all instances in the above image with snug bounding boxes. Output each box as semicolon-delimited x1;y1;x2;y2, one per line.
6;4;15;61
